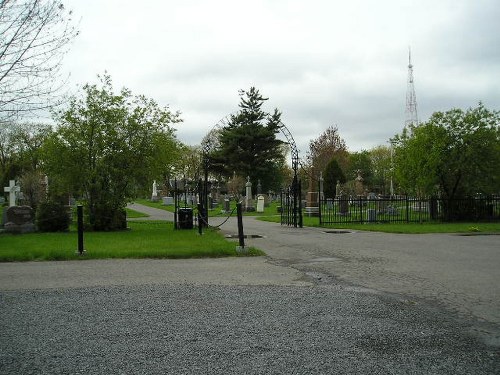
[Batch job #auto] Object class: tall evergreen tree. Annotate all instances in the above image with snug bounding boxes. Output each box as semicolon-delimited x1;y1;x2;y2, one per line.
323;158;346;199
210;87;286;192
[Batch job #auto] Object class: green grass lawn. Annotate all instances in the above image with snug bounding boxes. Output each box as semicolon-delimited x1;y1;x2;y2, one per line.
259;214;500;234
0;220;263;262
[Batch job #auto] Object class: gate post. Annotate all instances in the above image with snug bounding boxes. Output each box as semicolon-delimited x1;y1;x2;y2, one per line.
298;179;303;228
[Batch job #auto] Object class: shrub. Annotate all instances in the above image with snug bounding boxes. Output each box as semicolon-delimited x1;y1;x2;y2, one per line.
36;201;71;232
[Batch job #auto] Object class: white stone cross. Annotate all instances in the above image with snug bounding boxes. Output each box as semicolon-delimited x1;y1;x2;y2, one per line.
4;180;20;207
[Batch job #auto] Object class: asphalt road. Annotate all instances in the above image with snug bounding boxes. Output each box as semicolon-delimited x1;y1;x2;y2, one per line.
0;204;499;374
212;214;500;347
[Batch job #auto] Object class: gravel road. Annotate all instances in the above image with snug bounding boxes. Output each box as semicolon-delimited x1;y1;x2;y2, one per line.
1;284;499;374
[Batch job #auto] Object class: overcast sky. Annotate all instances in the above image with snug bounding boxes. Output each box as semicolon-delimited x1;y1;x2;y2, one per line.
60;0;500;155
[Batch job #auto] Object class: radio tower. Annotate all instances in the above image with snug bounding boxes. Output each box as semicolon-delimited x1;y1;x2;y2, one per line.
405;47;419;128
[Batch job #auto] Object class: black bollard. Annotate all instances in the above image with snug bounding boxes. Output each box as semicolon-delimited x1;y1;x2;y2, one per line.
197;203;203;235
77;205;85;255
236;202;245;249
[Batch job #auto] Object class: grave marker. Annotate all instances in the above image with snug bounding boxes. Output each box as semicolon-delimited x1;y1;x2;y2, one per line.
4;180;20;207
4;206;36;233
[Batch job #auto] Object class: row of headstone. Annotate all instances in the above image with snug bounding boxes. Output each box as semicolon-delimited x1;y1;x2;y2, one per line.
156;177;274;212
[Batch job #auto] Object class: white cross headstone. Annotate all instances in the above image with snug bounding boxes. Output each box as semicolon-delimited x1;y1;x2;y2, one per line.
4;180;20;207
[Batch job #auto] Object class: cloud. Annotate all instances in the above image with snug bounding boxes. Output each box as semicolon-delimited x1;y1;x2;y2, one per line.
59;0;500;157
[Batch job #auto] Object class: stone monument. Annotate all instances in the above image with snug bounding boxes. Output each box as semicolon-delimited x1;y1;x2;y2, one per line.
305;175;319;216
256;195;265;213
4;180;20;207
151;180;159;202
245;177;254;212
4;206;36;234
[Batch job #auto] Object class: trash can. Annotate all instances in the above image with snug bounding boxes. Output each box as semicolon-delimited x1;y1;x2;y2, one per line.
177;208;193;229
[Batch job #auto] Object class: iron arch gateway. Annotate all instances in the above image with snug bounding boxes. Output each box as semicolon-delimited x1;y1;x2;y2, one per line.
201;115;303;228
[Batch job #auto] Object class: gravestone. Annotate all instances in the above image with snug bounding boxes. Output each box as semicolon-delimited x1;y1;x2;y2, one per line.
162;196;174;206
256;195;265;213
338;195;349;215
326;198;334;210
305;192;319;216
151;180;159;202
245;177;254;212
305;175;319;216
354;170;364;196
223;198;230;213
4;206;36;234
4;180;20;207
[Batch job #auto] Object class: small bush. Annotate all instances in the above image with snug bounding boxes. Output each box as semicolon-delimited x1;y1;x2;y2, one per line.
88;205;127;231
36;201;71;232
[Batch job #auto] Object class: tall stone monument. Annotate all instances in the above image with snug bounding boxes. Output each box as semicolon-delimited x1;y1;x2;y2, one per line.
245;177;254;212
151;180;159;202
305;175;319;216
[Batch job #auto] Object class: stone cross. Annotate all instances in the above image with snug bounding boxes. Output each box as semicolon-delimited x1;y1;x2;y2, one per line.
4;180;20;207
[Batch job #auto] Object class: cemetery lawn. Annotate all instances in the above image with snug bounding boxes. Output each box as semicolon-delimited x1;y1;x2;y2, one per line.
258;215;500;234
134;198;283;217
0;221;264;262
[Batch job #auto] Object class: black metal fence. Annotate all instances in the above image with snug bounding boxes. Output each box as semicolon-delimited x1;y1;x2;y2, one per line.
280;182;303;228
318;195;500;224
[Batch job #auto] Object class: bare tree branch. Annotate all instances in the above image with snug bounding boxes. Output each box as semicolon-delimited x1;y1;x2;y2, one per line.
0;0;78;123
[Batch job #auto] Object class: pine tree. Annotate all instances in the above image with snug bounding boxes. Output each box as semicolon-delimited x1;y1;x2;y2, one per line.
210;88;286;192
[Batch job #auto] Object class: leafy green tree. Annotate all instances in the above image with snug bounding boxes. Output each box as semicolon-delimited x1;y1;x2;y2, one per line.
210;87;286;192
43;74;182;230
323;158;346;199
345;150;373;187
393;103;500;199
368;145;392;195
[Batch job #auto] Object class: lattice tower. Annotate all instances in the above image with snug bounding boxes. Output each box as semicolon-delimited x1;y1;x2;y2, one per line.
405;48;419;128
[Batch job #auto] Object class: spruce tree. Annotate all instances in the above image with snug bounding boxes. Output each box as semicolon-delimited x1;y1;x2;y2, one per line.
211;88;286;192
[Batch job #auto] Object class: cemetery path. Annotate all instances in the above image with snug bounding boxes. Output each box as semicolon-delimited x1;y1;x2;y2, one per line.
127;202;174;221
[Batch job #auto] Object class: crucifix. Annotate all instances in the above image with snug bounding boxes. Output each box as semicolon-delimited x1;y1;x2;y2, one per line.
4;180;20;207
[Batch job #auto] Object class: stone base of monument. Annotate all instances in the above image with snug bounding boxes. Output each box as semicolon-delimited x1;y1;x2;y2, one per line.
305;206;319;217
4;206;36;234
5;222;36;234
